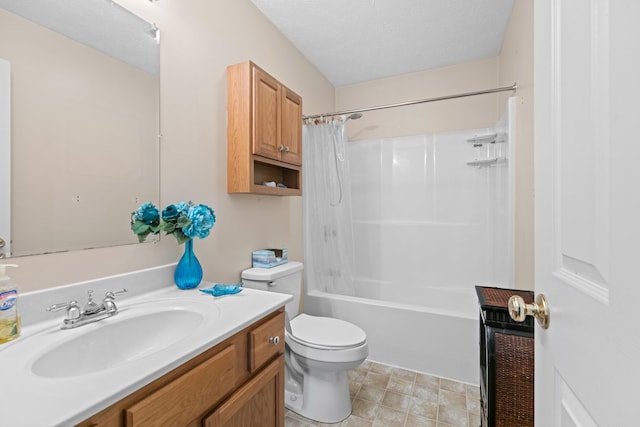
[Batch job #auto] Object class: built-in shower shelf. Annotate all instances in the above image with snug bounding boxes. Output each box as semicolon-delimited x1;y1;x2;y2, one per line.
466;158;507;167
466;133;506;145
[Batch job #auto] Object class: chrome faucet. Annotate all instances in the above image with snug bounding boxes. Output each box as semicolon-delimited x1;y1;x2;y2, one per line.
47;288;127;329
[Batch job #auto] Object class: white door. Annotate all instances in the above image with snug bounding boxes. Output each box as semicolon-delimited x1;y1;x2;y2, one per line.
0;59;10;258
534;1;640;425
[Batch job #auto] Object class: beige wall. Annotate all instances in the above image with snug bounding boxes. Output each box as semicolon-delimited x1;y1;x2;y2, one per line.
336;57;501;141
498;0;534;290
10;0;334;292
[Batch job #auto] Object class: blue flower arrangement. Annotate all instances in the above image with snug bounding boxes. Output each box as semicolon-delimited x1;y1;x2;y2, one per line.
131;201;216;244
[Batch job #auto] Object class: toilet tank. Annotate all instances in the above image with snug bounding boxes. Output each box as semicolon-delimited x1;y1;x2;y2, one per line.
241;261;304;317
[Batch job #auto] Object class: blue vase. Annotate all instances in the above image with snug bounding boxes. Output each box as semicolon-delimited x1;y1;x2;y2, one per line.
174;239;203;289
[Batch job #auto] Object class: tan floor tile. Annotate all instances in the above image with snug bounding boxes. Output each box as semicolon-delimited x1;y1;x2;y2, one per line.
343;361;478;427
438;389;468;427
285;414;310;427
406;414;437;427
341;415;374;427
349;368;368;384
387;376;413;395
466;392;481;415
391;366;417;383
468;410;481;427
369;362;395;375
440;378;467;393
466;384;480;400
359;360;373;370
381;390;411;412
363;371;390;390
413;381;439;400
350;381;362;397
357;384;386;404
352;398;379;421
286;411;335;426
416;372;441;388
372;406;406;427
408;395;438;420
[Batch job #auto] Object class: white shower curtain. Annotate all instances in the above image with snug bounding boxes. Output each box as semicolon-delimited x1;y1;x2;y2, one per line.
302;118;355;295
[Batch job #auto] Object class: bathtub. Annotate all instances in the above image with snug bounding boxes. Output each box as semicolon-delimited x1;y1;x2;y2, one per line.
304;284;480;385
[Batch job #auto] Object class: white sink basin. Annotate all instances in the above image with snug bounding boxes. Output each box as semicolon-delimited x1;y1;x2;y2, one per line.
30;301;219;378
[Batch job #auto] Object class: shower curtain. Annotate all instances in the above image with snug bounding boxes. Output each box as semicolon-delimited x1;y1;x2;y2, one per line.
302;118;355;295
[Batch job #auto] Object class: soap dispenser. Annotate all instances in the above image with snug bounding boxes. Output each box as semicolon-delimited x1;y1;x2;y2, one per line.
0;264;20;344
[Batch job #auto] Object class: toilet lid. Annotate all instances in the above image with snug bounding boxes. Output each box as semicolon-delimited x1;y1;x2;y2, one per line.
289;314;367;349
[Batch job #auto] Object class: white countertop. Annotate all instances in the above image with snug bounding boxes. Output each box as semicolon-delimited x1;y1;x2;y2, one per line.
0;265;292;427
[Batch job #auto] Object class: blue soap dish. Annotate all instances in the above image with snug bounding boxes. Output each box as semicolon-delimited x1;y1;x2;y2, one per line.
199;283;243;297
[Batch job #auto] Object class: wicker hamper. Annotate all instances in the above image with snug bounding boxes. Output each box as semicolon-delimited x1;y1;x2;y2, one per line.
475;286;534;427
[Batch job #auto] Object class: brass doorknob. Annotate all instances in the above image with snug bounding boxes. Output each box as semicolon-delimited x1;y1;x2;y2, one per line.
508;294;550;329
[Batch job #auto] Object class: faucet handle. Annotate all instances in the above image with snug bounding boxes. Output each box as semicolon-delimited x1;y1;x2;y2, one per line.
103;288;127;313
105;288;127;299
47;300;81;320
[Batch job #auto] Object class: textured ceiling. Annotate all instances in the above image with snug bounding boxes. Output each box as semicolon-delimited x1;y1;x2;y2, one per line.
250;0;515;87
0;0;159;75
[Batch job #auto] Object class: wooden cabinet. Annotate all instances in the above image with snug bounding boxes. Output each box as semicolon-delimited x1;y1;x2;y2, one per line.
227;61;302;196
203;358;284;427
76;309;285;427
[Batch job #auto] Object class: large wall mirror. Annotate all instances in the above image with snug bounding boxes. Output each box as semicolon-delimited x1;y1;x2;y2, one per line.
0;0;160;258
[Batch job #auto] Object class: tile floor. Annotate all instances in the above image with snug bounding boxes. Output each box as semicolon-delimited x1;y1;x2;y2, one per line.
284;360;481;427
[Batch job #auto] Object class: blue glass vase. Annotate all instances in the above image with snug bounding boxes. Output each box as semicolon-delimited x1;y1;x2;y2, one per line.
174;239;203;289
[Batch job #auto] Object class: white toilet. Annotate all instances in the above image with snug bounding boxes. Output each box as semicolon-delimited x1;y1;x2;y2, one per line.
241;261;368;424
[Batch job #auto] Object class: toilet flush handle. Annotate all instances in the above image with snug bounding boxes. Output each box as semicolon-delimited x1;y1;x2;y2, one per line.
268;280;276;287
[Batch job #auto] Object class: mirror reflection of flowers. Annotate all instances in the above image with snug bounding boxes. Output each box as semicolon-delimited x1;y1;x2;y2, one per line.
131;201;216;244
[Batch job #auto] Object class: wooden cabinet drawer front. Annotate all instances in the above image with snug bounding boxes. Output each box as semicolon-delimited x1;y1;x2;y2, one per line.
249;311;285;372
125;344;237;426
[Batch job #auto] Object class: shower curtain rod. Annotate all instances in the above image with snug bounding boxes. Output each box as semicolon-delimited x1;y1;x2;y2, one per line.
302;82;517;120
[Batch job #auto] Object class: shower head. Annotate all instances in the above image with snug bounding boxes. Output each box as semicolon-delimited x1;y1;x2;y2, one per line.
346;113;363;120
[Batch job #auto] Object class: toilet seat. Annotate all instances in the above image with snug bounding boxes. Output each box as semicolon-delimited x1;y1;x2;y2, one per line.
288;314;367;350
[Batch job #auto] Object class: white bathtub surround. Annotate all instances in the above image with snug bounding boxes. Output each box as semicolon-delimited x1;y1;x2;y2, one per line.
304;99;516;384
0;264;291;427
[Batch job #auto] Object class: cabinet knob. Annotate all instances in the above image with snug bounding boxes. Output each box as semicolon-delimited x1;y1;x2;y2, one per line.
284;146;290;153
279;145;285;152
508;294;550;329
269;336;280;345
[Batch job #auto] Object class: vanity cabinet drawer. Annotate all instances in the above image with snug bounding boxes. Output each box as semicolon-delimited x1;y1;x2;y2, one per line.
125;344;238;426
249;311;285;372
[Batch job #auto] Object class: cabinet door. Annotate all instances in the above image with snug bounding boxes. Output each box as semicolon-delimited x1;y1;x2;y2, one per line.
125;345;237;426
252;67;281;161
281;87;302;166
204;357;284;427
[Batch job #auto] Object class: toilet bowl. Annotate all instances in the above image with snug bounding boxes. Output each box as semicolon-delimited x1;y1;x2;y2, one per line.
241;261;368;423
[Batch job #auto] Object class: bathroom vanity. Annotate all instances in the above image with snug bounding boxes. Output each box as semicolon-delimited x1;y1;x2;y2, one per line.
78;309;285;426
0;264;291;427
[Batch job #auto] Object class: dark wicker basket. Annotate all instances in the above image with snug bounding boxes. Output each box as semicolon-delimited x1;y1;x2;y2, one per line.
493;332;534;427
476;286;534;427
475;286;535;332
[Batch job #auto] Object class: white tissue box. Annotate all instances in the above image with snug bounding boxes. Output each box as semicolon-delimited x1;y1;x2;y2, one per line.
252;248;288;268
